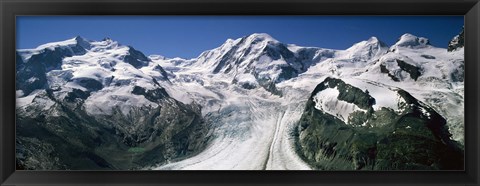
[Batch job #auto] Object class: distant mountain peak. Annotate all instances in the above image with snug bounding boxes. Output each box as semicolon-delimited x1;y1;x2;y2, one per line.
32;36;85;51
244;33;279;44
73;35;91;49
247;33;275;39
342;36;388;62
393;33;431;48
74;35;85;41
367;36;378;42
448;26;464;52
367;36;380;42
99;37;120;46
347;36;387;50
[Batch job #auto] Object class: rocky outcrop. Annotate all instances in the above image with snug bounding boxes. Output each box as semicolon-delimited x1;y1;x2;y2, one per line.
448;27;464;52
16;91;210;170
296;77;464;170
395;59;422;81
124;46;151;68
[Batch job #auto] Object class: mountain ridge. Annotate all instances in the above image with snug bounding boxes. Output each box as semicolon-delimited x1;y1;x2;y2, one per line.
16;31;464;170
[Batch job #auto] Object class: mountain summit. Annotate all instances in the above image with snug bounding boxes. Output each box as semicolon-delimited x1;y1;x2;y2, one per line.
448;27;464;52
339;36;388;62
192;33;332;95
391;33;431;50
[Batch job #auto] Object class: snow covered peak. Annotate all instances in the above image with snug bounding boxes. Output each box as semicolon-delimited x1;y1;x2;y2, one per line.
245;33;279;44
347;36;387;51
228;33;280;51
33;36;91;51
340;36;388;62
90;37;121;47
102;37;113;41
366;36;386;46
392;33;431;48
448;26;464;52
74;36;92;49
74;35;86;41
194;33;283;72
367;36;379;42
17;36;174;116
17;36;95;62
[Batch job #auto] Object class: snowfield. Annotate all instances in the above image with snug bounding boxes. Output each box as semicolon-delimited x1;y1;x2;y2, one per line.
313;87;366;123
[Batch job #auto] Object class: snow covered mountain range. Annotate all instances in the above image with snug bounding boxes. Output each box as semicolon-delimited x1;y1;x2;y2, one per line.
16;28;464;170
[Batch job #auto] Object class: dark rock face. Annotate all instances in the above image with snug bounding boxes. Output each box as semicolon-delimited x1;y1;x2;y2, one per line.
420;54;436;59
263;42;295;61
65;89;91;102
131;86;169;102
16;52;24;69
16;57;48;96
72;78;104;91
240;82;257;90
309;77;375;110
396;59;422;81
213;38;244;74
448;27;464;52
254;73;283;97
277;66;298;82
380;64;400;82
296;78;464;170
89;97;209;167
379;60;422;82
153;65;170;81
450;61;464;82
446;27;465;82
74;36;92;49
16;92;210;170
124;46;150;68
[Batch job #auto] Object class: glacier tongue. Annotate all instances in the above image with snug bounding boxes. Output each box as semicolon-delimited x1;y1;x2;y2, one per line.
149;67;313;170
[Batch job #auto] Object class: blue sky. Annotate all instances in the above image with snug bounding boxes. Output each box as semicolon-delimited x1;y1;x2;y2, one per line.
17;16;463;59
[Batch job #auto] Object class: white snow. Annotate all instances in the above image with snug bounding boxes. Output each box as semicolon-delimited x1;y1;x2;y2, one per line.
392;33;430;49
17;37;82;61
16;91;37;107
342;78;404;112
151;92;311;170
16;90;56;111
35;37;78;51
419;106;431;119
84;86;158;116
337;36;388;62
16;32;465;170
235;73;259;87
16;90;24;98
312;87;366;124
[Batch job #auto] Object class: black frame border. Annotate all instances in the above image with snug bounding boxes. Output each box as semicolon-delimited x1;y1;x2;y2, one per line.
1;0;479;185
